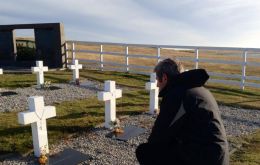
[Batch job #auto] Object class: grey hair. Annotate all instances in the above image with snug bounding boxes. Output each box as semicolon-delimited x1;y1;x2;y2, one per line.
154;58;184;82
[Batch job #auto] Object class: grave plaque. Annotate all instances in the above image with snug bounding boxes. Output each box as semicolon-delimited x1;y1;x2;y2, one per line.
0;91;18;96
49;148;91;165
106;125;146;141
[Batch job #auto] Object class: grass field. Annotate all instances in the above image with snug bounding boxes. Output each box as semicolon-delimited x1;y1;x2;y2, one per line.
230;131;260;165
0;69;259;164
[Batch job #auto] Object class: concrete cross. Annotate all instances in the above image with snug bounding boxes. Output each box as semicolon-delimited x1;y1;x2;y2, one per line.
145;73;159;114
0;68;3;74
18;96;56;157
98;81;122;128
68;59;82;82
31;61;48;87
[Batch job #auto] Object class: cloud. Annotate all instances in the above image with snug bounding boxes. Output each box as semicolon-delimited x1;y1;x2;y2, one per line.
0;0;260;47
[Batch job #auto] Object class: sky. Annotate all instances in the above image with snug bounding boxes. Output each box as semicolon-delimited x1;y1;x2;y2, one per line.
0;0;260;48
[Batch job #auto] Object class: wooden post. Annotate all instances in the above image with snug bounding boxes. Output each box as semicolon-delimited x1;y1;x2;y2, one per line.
100;45;103;71
65;43;69;68
157;47;160;63
125;46;129;72
195;48;199;69
241;50;247;90
72;42;76;60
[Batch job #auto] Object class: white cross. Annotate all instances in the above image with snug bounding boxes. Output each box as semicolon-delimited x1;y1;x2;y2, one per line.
0;68;3;74
18;96;56;157
31;61;48;87
98;81;122;129
145;73;159;114
68;59;82;82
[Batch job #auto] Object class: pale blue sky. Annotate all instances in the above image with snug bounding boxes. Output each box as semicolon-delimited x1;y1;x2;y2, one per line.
0;0;260;47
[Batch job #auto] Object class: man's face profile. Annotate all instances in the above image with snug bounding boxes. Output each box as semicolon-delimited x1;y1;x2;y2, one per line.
156;73;168;92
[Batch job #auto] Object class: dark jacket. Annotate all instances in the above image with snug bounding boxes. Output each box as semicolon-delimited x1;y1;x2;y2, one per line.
136;69;229;165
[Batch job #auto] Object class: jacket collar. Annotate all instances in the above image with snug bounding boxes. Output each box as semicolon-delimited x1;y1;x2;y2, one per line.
159;69;209;97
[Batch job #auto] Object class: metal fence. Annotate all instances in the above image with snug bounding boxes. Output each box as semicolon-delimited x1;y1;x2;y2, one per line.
65;40;260;89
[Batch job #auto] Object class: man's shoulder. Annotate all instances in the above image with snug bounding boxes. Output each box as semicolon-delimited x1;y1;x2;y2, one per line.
184;86;219;112
185;86;211;98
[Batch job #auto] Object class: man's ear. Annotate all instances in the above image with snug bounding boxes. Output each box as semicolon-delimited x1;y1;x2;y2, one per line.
162;73;168;82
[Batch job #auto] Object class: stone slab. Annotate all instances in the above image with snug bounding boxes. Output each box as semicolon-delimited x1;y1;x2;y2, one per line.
0;91;18;96
49;148;91;165
106;125;146;141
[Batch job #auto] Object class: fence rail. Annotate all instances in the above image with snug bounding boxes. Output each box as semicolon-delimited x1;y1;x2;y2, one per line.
65;40;260;90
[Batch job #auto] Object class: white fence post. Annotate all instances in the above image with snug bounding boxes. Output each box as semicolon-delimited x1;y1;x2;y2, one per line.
72;42;76;60
65;43;69;68
195;48;199;69
125;46;129;72
100;45;103;71
157;47;160;63
241;50;247;90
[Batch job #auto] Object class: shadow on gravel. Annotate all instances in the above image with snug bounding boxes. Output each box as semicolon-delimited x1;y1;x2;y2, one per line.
0;152;25;162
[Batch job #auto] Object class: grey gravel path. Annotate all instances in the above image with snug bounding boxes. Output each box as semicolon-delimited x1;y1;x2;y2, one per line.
0;82;259;165
0;80;103;113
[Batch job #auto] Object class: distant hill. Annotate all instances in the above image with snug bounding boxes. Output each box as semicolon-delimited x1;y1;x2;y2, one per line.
16;37;35;41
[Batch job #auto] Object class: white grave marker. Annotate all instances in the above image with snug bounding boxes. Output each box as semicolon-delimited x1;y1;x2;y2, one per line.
98;81;122;128
145;73;159;114
31;61;48;87
18;96;56;157
68;59;82;82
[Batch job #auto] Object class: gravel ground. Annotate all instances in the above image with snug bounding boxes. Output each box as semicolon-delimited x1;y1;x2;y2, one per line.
0;81;260;165
0;80;103;113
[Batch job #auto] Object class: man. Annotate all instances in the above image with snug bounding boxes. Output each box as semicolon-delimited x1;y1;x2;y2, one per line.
136;58;229;165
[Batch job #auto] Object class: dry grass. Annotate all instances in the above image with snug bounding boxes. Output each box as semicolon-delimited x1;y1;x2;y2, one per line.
66;43;260;82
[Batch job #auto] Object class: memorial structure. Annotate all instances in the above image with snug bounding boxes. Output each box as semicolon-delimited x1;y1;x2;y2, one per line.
0;23;66;68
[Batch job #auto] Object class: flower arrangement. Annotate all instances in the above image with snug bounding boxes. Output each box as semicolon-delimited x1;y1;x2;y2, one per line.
40;81;52;90
110;118;124;135
38;145;48;165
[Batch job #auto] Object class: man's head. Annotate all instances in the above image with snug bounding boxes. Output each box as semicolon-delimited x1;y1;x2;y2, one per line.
154;58;184;91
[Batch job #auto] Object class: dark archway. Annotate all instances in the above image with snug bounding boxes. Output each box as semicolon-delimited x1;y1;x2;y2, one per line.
0;23;66;68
